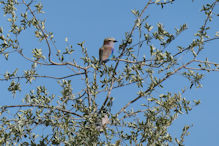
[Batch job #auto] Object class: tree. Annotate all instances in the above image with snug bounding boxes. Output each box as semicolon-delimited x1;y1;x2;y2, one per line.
0;0;218;145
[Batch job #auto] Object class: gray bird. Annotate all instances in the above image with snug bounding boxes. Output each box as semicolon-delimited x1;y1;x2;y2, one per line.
99;37;117;63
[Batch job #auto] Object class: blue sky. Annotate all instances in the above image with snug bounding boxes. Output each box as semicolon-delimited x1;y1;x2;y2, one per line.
0;0;219;145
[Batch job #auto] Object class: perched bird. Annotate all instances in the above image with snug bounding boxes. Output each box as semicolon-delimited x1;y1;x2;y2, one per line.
99;37;117;63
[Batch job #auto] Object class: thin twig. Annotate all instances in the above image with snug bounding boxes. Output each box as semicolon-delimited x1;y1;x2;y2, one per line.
121;109;149;120
184;67;219;71
1;104;83;118
84;69;91;108
0;72;85;81
96;75;147;95
149;0;175;5
18;49;52;66
196;1;217;55
19;48;87;69
204;37;219;43
23;0;53;63
193;59;219;65
112;58;151;65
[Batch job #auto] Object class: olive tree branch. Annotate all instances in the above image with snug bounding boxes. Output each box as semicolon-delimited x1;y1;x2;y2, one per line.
1;104;83;118
119;36;219;69
22;0;90;70
193;59;219;65
18;49;88;70
183;59;219;71
149;0;175;5
84;69;92;109
0;72;85;81
184;67;219;72
196;0;217;55
96;75;148;95
204;37;219;43
22;0;54;63
120;109;149;120
116;59;195;115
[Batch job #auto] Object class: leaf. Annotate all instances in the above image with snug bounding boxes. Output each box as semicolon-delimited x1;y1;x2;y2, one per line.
65;37;68;42
8;18;12;22
4;53;8;60
149;26;153;31
136;18;141;27
131;9;138;16
32;48;45;60
131;9;136;15
0;27;3;33
0;35;4;40
155;0;161;3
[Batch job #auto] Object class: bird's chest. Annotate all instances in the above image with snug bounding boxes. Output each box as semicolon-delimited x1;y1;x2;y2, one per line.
103;48;113;56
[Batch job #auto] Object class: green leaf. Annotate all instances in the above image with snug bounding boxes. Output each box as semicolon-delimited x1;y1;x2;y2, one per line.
0;27;3;33
65;37;68;42
155;0;161;3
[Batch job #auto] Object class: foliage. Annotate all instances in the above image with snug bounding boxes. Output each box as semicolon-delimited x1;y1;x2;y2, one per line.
0;0;219;145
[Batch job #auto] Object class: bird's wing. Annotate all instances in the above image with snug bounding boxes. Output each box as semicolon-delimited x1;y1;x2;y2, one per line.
99;47;104;62
110;48;114;58
102;46;112;61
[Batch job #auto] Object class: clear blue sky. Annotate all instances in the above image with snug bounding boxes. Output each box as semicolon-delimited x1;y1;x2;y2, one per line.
0;0;219;145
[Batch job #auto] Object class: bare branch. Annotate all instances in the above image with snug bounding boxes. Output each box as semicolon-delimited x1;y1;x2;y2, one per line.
204;37;219;43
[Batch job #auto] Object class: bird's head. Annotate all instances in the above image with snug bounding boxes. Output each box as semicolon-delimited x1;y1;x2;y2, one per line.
103;37;117;45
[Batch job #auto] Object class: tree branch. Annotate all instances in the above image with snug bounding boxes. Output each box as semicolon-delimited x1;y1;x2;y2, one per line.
193;59;219;66
84;69;92;109
18;49;88;70
116;59;195;115
22;0;89;70
184;67;219;72
1;104;83;118
0;72;85;81
23;0;53;63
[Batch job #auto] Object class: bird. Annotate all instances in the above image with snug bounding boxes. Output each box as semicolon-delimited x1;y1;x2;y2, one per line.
99;37;117;63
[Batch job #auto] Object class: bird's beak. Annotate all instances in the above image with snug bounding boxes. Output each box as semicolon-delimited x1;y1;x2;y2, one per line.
114;40;118;42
